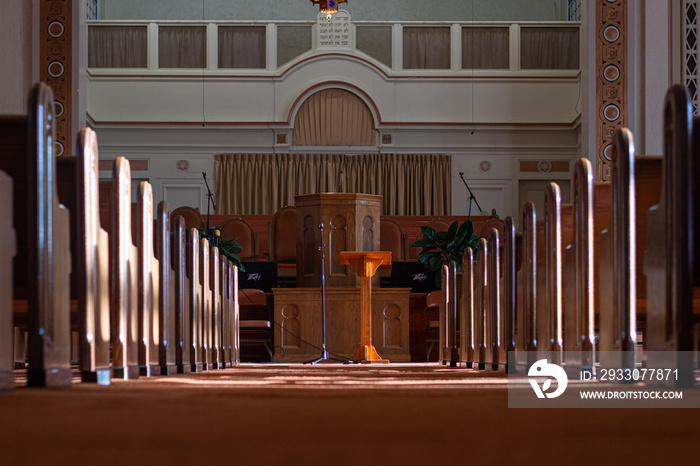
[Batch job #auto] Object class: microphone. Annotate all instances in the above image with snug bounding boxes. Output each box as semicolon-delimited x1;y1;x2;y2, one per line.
459;172;464;176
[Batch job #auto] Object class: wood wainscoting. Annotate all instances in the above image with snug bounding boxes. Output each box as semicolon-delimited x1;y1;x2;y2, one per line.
272;288;411;363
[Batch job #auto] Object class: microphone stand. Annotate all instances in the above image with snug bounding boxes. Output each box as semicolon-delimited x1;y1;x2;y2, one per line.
459;172;482;220
202;172;218;247
304;223;352;364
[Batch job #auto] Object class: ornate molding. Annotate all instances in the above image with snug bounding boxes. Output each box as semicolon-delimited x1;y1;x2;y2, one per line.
40;0;72;157
596;0;627;181
684;1;699;114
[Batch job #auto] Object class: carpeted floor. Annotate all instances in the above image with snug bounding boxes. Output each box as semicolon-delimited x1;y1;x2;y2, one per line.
0;363;698;465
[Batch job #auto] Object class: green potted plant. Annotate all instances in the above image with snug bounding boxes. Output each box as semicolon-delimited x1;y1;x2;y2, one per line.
198;227;245;272
411;220;479;287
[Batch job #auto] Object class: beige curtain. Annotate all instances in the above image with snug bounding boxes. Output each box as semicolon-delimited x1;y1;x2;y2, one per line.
88;26;147;68
218;26;266;69
520;27;579;70
158;26;206;68
403;27;451;70
462;27;510;70
293;89;375;146
215;153;450;216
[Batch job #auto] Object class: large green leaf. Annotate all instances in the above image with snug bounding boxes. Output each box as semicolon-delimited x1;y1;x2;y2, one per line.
198;226;245;272
446;221;459;241
420;226;438;241
412;238;438;249
412;219;482;273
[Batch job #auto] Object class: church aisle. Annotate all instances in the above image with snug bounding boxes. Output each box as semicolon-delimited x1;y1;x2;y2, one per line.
0;364;698;465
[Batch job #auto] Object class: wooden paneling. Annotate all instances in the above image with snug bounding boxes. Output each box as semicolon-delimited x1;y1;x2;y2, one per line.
273;288;411;362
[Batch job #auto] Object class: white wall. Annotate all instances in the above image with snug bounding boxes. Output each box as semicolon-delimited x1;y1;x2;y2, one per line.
0;0;33;114
90;53;579;218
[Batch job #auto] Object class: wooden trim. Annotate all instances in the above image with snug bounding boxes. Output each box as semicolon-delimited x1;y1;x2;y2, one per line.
40;0;72;157
596;0;627;181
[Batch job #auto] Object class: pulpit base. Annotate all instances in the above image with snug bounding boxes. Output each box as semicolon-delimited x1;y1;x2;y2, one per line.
353;344;390;364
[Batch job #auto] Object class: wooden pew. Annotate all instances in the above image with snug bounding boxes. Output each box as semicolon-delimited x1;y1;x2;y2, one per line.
188;229;204;372
156;201;178;376
200;238;212;370
219;255;230;367
230;261;240;366
514;202;538;371
74;128;111;385
459;246;475;368
110;157;140;380
501;217;517;372
210;246;223;369
0;170;15;391
485;228;505;372
172;216;192;374
645;85;697;386
136;181;161;377
438;262;458;366
562;159;596;372
0;83;72;387
598;129;641;370
536;183;565;364
473;237;488;370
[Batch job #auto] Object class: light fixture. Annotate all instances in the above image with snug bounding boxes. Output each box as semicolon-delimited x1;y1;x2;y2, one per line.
310;0;347;20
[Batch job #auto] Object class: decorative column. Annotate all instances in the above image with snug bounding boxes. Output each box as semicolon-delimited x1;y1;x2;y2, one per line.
596;0;627;181
40;0;72;157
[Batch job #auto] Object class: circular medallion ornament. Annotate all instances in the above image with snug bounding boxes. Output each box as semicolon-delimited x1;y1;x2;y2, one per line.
479;161;492;173
48;20;65;38
603;65;620;82
47;60;65;78
176;160;190;171
53;101;64;118
603;25;620;43
603;104;620;122
55;140;65;157
603;144;613;161
537;161;552;173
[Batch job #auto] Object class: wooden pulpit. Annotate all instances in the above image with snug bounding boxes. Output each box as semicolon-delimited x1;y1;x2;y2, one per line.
340;251;391;364
295;193;382;288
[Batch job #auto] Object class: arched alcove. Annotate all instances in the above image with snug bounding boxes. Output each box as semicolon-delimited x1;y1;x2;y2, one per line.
292;88;375;146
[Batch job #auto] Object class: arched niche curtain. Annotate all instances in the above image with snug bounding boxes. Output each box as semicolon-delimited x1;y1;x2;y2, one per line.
214;153;451;216
293;89;375;146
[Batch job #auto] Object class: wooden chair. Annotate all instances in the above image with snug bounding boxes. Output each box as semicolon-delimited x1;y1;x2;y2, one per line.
266;206;297;284
424;290;441;361
478;210;505;239
170;206;204;231
380;218;408;261
221;217;259;262
379;218;408;284
425;218;451;233
238;288;273;362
